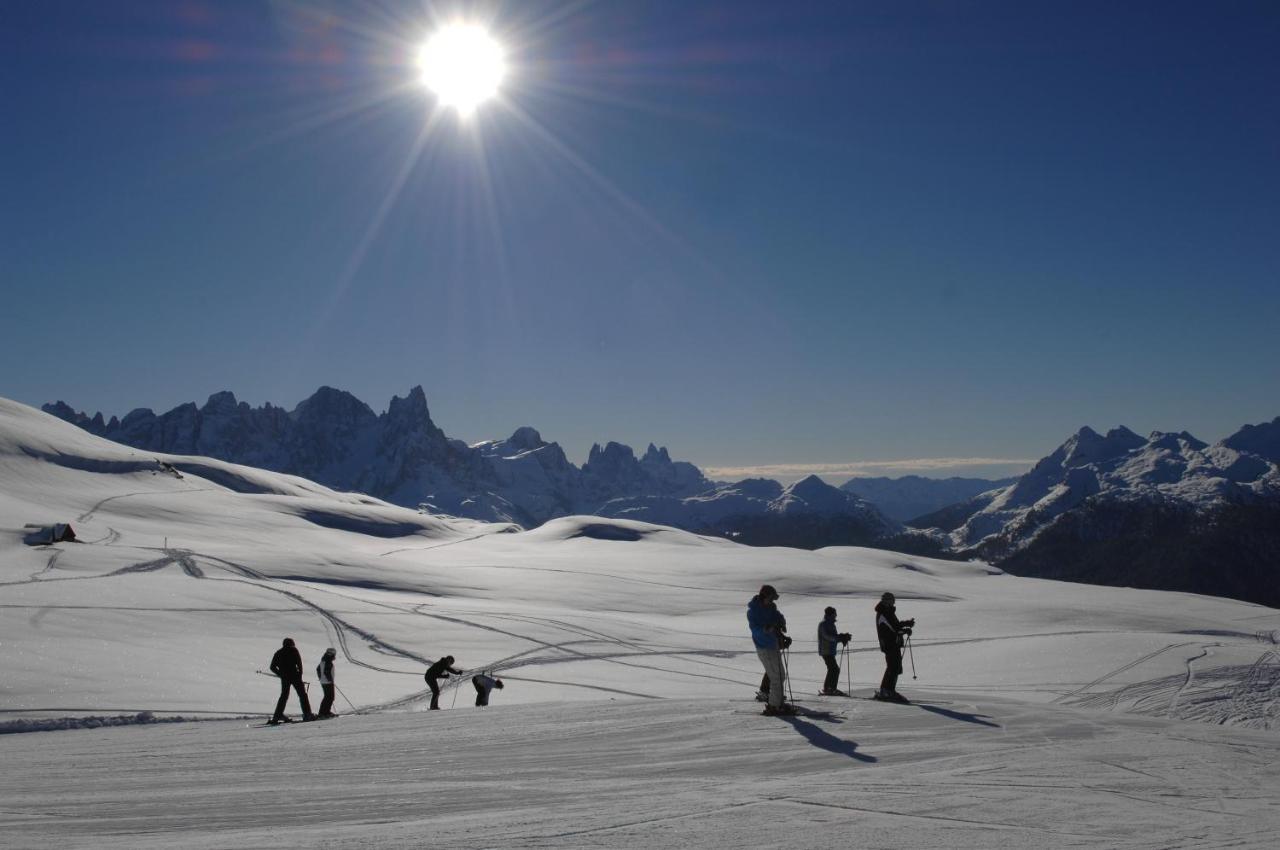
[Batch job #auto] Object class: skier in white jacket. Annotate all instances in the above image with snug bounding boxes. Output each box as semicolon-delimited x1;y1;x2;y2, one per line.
316;648;338;718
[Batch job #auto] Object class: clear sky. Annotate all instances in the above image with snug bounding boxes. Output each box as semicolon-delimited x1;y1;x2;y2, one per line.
3;1;1278;479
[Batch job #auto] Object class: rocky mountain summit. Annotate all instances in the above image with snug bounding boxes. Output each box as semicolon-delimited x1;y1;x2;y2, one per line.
920;419;1280;606
44;388;895;542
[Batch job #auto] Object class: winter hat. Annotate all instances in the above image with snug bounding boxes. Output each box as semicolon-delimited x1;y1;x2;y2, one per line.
282;637;295;647
824;606;836;617
759;584;779;600
324;648;336;657
880;592;895;604
495;680;505;689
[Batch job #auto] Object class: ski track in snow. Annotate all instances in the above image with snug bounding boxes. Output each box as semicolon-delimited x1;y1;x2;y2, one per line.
7;535;1279;728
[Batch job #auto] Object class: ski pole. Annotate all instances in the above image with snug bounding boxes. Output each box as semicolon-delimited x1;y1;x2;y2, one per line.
844;643;851;694
907;634;917;680
336;684;357;714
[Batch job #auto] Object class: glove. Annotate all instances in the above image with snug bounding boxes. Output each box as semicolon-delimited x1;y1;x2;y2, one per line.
839;633;851;644
902;618;916;629
901;627;913;636
780;635;793;649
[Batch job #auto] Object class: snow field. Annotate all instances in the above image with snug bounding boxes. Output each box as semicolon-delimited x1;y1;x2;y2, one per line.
2;396;1279;847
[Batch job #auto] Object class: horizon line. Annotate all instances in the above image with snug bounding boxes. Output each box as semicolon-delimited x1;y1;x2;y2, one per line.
703;458;1036;482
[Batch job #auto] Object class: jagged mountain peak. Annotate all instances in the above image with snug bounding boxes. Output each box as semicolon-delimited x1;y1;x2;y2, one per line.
1058;425;1145;468
642;443;672;465
292;387;377;427
386;385;430;419
203;390;240;411
1220;416;1280;463
1146;430;1207;452
507;426;546;451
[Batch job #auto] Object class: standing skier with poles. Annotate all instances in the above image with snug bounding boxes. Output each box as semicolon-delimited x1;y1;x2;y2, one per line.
817;606;852;696
424;655;463;710
874;592;915;703
316;647;338;718
268;637;315;724
747;584;794;716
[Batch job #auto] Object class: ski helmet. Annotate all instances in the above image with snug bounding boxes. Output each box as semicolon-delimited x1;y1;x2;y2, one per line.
759;584;779;600
824;606;836;617
282;637;295;647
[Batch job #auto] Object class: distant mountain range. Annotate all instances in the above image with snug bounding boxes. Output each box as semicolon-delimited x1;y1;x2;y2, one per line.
916;421;1280;607
42;387;904;548
43;390;1280;606
840;475;1018;522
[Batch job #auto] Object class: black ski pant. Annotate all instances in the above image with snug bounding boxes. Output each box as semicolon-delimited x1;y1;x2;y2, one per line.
759;673;770;694
274;676;313;720
319;683;335;716
821;654;841;692
474;678;490;707
427;675;442;710
880;647;903;694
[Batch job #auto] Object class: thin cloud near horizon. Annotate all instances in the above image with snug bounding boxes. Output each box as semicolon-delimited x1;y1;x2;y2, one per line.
704;457;1036;482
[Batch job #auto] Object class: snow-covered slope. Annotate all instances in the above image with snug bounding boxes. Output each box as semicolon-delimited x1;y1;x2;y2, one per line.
4;395;1277;724
3;396;1279;847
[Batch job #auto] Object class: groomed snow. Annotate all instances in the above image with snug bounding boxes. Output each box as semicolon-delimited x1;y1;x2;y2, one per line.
2;397;1278;847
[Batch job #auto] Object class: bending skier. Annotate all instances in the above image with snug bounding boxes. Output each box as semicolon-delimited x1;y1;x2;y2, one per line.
424;655;463;710
316;647;338;718
472;672;504;707
817;606;852;696
268;637;315;724
747;584;794;716
874;592;915;703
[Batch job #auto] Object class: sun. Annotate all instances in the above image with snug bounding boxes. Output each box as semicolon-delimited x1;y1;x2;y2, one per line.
417;24;506;117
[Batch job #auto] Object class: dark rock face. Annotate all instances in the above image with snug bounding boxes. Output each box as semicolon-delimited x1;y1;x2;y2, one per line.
40;388;732;530
981;497;1280;608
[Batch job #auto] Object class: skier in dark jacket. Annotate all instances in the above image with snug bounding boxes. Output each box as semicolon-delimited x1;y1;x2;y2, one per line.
817;607;852;695
316;647;337;718
269;637;315;724
747;584;794;715
425;655;463;710
471;672;504;707
874;593;915;703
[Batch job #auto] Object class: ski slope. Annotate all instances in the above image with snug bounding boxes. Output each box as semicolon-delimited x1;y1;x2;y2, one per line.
2;396;1278;847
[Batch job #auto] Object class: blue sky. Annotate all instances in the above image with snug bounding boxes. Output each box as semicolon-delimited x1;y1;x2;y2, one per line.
3;1;1277;478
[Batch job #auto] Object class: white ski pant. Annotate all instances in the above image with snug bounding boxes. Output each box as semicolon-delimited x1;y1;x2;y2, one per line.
756;647;785;708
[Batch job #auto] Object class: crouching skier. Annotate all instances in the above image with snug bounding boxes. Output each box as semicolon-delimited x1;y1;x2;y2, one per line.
316;648;338;718
425;656;463;710
874;592;915;703
472;672;504;706
817;607;852;696
747;584;794;716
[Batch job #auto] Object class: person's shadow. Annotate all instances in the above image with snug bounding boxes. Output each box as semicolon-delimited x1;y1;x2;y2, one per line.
781;715;877;762
915;703;1000;728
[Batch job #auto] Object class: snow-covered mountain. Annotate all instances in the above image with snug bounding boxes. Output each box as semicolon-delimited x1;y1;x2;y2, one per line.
44;388;901;544
4;395;1279;848
840;474;1017;521
43;387;720;528
929;421;1280;606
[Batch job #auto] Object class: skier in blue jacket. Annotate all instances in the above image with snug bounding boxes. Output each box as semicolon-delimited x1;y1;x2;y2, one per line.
747;584;793;715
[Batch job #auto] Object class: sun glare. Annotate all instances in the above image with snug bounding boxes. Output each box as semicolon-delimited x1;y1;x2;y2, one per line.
418;24;506;117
